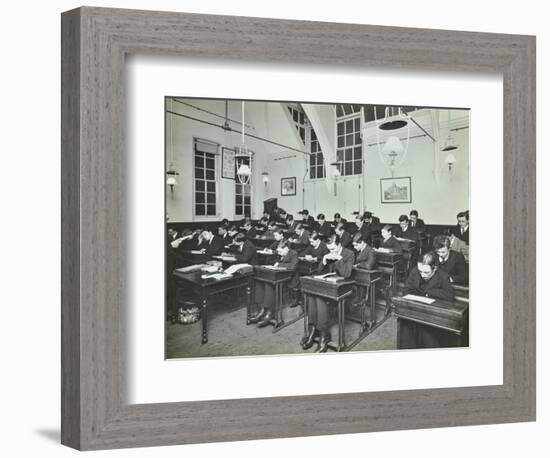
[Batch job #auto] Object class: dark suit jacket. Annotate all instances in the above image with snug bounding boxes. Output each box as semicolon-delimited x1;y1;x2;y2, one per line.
339;231;353;249
332;218;347;227
394;224;418;240
302;216;315;229
277;249;299;288
315;222;333;238
220;233;233;247
202;236;224;258
295;230;311;246
355;246;377;270
320;247;355;279
456;225;470;245
410;218;425;231
436;250;468;284
380;236;403;254
245;227;257;240
303;241;329;260
235;239;258;265
403;268;454;301
269;239;283;251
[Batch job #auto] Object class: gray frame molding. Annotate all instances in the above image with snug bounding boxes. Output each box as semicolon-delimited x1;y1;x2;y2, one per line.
61;7;536;451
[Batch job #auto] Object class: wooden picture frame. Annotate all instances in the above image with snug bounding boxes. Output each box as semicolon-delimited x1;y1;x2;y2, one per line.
380;176;412;203
221;147;236;180
281;176;297;196
61;7;536;450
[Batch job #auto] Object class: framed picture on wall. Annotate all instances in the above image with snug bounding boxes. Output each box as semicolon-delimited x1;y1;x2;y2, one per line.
380;176;412;203
221;147;235;179
281;176;296;196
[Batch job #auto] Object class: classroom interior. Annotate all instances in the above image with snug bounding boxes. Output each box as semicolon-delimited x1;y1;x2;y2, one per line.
165;99;470;358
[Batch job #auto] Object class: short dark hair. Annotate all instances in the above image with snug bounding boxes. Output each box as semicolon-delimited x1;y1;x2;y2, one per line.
317;213;325;220
334;213;341;219
353;235;372;246
410;210;419;217
433;235;451;250
355;214;364;222
301;209;309;215
418;252;437;268
221;218;229;225
363;211;373;219
286;214;294;221
398;214;409;223
457;211;469;221
233;233;246;243
382;224;393;234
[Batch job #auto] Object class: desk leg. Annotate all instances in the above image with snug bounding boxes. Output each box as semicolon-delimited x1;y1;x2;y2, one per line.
369;283;377;327
201;297;208;344
303;294;309;338
338;299;345;351
245;282;252;325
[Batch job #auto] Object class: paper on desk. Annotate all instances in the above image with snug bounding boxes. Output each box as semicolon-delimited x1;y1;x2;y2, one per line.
375;247;392;253
224;263;251;275
313;272;336;279
190;250;204;254
262;265;287;270
175;264;207;273
401;294;436;304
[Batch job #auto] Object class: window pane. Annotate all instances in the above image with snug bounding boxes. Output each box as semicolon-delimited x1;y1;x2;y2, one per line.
244;205;251;214
195;168;204;179
310;154;315;167
354;117;360;130
336;150;343;162
345;148;352;161
195;180;205;191
206;181;215;193
346;119;353;132
346;134;353;146
236;205;242;215
207;205;216;216
336;105;344;118
344;162;352;175
205;170;215;180
244;196;251;205
244;185;251;196
236;183;242;195
205;152;215;160
205;158;215;170
337;122;344;136
354;160;362;175
353;105;361;114
354;147;362;160
317;166;323;177
311;129;317;141
311;141;317;153
206;193;215;204
310;169;315;179
293;110;298;122
196;204;205;215
299;112;305;124
299;127;305;142
195;156;204;168
337;136;345;148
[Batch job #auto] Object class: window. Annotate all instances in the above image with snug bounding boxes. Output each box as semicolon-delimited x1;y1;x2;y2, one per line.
287;105;306;144
235;156;252;217
309;128;326;179
194;139;218;217
336;108;362;176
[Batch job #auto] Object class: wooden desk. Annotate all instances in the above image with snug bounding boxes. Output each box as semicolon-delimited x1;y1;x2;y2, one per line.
374;249;402;296
173;270;253;344
300;276;355;352
256;250;279;265
452;284;470;304
395;238;418;276
211;254;238;269
393;295;469;349
253;266;297;331
252;237;276;250
297;257;321;275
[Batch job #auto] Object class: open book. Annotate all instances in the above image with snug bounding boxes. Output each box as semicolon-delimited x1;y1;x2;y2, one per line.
224;263;252;275
313;272;337;280
401;294;435;304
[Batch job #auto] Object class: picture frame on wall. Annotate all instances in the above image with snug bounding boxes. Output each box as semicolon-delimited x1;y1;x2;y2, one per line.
281;176;297;196
221;147;236;180
380;176;412;204
61;6;535;451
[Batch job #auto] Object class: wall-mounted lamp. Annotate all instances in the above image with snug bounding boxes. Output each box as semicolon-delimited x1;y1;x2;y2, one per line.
444;153;457;172
166;165;179;194
261;172;270;187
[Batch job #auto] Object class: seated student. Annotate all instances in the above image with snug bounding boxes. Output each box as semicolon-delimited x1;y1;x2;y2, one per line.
409;210;425;230
332;212;347;227
301;234;355;353
286;214;298;233
433;235;468;284
268;229;285;251
243;220;257;240
173;228;196;251
456;211;470;245
262;210;272;221
363;211;381;231
303;233;330;261
403;252;454;301
249;240;298;327
277;208;288;224
196;229;224;258
380;225;403;253
299;209;315;228
394;214;418;240
445;228;469;263
290;223;311;247
217;225;234;248
353;235;377;270
352;214;371;243
240;214;252;226
263;221;278;239
315;213;333;238
220;218;229;226
334;222;353;249
232;233;258;265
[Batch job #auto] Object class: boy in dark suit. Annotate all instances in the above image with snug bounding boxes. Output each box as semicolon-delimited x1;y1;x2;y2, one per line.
332;212;347;228
303;233;330;261
301;234;355;353
409;210;425;230
232;233;258;265
353;235;377;270
243;221;257;240
315;213;333;239
456;211;470;245
334;222;352;249
353;214;372;243
380;225;403;254
197;229;224;259
250;240;298;327
433;235;468;284
394;214;418;240
403;252;454;301
299;209;315;229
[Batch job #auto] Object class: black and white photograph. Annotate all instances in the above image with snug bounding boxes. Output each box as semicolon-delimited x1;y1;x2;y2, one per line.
165;98;470;358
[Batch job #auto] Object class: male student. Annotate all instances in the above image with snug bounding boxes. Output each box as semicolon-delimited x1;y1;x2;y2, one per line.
268;229;286;251
243;220;257;240
446;228;469;263
363;211;381;231
332;212;347;227
409;210;425;230
290;223;311;247
232;233;258;265
380;225;403;254
197;229;224;258
303;233;330;261
394;214;418;240
263;221;278;239
315;213;333;239
353;235;377;270
249;240;298;327
456;211;470;245
301;234;355;353
217;225;234;248
299;209;315;228
286;214;299;233
334;222;353;249
403;252;454;301
433;235;468;284
352;214;371;243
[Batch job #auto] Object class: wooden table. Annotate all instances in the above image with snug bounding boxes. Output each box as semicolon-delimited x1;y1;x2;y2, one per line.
297;257;321;275
373;249;402;296
172;270;253;344
211;254;238;269
173;250;208;268
300;276;355;352
256;250;279;265
395;238;418;276
253;266;297;331
393;295;469;349
252;237;276;250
